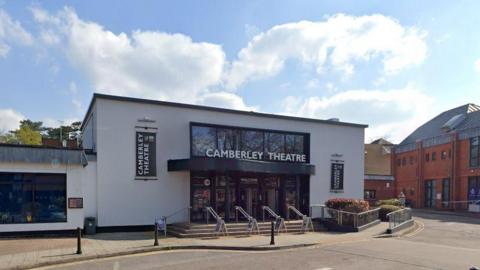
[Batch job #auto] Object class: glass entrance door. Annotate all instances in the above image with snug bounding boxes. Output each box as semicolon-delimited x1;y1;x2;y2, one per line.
239;177;259;219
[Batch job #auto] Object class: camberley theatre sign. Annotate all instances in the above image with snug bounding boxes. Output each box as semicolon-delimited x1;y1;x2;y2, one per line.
205;149;307;163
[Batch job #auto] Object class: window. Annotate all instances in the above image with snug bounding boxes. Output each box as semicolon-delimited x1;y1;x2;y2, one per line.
402;157;406;166
441;151;447;160
217;128;240;151
448;149;452;159
397;159;401;167
264;132;285;154
0;173;66;224
424;180;436;208
468;176;480;202
191;126;216;156
431;152;436;161
425;153;430;162
190;123;308;163
409;156;414;165
241;130;263;152
285;134;304;155
442;178;450;208
364;190;376;200
470;137;479;167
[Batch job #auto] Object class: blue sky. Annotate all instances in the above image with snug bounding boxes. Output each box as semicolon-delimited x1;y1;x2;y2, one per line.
0;0;479;142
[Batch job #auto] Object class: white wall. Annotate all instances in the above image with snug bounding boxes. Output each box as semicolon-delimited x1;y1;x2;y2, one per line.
0;162;85;232
82;160;97;218
92;98;365;226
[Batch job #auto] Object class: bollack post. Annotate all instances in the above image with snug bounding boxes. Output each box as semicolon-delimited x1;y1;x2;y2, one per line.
76;227;82;255
270;221;275;245
154;221;159;246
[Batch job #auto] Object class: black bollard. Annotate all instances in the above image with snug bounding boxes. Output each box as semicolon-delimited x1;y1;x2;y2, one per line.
76;227;82;254
270;221;275;245
154;222;159;246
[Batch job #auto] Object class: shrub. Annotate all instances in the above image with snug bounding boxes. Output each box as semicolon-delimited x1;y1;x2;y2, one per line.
325;198;370;213
376;199;402;207
379;205;402;221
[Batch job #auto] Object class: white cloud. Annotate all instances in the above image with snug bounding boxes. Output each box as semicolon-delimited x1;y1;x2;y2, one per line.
475;59;480;73
0;9;33;57
0;109;24;133
225;14;427;89
33;7;226;105
282;86;434;143
198;92;257;111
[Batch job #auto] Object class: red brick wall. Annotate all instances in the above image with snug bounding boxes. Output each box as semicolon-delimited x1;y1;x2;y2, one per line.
394;135;480;210
393;149;419;207
364;179;395;205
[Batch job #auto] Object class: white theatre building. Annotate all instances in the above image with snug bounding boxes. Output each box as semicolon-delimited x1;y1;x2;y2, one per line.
0;93;367;233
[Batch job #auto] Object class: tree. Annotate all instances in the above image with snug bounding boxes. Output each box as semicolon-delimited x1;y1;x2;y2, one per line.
14;125;42;145
44;121;82;140
0;133;19;144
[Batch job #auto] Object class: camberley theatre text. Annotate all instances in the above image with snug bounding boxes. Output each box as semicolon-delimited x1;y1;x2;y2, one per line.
205;149;307;162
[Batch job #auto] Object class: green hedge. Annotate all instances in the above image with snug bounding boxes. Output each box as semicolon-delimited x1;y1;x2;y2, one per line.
379;205;402;221
376;199;402;207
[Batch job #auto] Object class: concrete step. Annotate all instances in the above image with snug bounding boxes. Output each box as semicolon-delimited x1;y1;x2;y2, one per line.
167;220;322;238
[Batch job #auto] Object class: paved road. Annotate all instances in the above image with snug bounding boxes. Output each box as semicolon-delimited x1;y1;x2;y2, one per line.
36;211;480;270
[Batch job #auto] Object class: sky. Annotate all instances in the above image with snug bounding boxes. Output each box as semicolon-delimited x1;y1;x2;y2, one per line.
0;0;480;143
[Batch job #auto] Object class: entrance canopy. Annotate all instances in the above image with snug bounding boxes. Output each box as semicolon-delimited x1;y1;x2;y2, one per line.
168;158;315;175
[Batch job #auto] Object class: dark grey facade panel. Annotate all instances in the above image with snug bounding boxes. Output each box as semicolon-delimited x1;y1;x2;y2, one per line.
168;158;315;175
0;145;87;166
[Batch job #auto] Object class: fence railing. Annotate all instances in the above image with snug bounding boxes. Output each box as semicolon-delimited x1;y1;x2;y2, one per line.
387;208;412;230
313;205;380;228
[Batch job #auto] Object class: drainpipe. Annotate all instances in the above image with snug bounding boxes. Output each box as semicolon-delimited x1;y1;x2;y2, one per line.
451;132;457;210
417;140;423;208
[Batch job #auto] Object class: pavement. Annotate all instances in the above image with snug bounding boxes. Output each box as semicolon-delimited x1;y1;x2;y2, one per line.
0;222;389;270
29;210;480;270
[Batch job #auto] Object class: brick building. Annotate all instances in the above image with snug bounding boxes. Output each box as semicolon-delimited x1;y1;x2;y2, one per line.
364;138;395;205
393;104;480;211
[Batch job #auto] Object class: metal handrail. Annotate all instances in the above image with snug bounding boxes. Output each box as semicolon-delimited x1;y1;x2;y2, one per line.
205;206;221;224
204;206;228;236
234;206;260;235
262;206;287;234
235;206;254;223
158;206;192;237
164;206;192;224
262;206;281;222
287;205;314;233
387;208;412;230
312;204;380;228
287;205;305;220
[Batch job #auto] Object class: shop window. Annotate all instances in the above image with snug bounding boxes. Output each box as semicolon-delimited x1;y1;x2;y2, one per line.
441;151;447;160
191;125;217;156
470;137;479;167
364;190;376;200
442;178;450;208
431;152;436;161
0;173;66;224
265;132;285;154
425;153;430;162
241;130;263;152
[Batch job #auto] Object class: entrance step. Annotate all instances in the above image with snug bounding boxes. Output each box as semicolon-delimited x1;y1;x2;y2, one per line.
167;220;325;238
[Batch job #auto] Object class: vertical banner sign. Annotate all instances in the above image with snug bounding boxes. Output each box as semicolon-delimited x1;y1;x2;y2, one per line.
136;132;157;178
330;163;344;190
